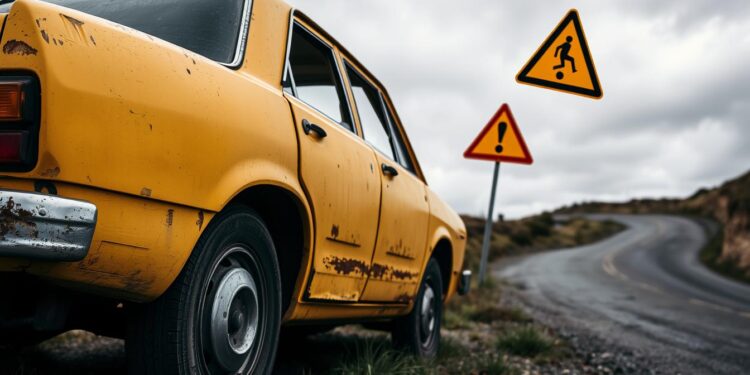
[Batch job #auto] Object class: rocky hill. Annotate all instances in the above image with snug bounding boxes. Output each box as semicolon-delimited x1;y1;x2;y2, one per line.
557;170;750;281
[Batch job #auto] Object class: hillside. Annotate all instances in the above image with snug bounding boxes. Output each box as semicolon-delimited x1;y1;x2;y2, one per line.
556;170;750;281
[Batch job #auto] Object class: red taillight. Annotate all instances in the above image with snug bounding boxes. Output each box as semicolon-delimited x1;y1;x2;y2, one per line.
0;132;22;162
0;82;23;121
0;74;39;171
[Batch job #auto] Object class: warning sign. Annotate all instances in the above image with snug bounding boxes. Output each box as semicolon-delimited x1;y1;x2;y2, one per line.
516;9;602;99
464;104;532;164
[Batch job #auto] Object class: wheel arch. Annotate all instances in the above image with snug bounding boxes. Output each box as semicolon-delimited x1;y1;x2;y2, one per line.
220;182;313;317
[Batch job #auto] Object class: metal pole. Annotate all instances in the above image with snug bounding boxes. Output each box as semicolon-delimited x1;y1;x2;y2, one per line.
478;162;501;285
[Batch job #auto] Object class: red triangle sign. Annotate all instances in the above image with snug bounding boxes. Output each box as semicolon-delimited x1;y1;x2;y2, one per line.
464;104;533;164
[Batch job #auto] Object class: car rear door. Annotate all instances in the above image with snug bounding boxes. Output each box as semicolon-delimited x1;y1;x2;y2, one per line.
340;62;430;303
282;21;381;302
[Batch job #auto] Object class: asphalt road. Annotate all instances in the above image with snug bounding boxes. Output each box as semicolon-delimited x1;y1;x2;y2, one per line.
498;214;750;374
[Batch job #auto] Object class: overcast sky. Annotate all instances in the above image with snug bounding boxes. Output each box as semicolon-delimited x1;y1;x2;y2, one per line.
287;0;750;218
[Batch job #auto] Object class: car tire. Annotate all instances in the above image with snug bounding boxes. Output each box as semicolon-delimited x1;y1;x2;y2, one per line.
127;205;282;375
391;258;443;358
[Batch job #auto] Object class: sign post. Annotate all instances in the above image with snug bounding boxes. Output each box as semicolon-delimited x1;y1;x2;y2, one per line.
478;162;500;284
464;104;532;285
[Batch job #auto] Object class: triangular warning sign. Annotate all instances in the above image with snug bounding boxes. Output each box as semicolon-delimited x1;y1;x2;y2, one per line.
517;9;602;99
464;104;533;164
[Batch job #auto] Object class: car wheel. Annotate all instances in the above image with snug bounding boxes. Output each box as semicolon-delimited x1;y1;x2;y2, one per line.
391;258;443;358
127;205;282;374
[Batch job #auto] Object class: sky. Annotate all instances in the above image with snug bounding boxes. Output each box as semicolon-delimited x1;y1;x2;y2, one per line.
286;0;750;218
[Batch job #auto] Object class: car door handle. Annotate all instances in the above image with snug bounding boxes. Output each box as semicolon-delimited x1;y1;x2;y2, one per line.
381;163;399;177
302;119;327;138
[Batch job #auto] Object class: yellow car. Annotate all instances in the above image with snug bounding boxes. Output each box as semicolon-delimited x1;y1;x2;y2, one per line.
0;0;469;372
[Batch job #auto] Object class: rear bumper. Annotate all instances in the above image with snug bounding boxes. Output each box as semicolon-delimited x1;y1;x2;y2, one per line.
0;190;97;261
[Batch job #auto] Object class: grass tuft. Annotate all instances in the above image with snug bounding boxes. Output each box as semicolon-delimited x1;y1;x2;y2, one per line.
496;326;553;358
331;339;422;375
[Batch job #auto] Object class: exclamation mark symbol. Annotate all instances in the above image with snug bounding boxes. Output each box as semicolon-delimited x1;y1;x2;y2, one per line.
495;122;508;153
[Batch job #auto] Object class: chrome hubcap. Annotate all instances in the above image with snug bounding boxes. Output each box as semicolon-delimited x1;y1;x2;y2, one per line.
419;284;436;346
209;259;259;371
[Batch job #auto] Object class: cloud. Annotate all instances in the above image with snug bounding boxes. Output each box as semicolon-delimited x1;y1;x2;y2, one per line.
286;0;750;218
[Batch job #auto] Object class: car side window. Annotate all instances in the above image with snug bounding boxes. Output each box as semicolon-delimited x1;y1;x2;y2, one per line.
286;23;353;131
345;64;396;160
382;97;415;173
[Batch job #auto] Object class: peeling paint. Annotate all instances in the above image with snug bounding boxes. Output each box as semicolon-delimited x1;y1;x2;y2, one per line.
196;210;204;230
320;256;418;282
40;166;61;178
386;239;415;260
369;262;418;281
140;187;152;197
0;197;38;240
40;29;49;44
322;256;368;276
61;14;85;27
395;293;412;303
3;40;38;56
166;209;174;226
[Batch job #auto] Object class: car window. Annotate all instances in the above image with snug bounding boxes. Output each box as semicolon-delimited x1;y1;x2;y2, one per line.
286;24;352;130
0;0;251;65
345;65;396;160
382;97;415;173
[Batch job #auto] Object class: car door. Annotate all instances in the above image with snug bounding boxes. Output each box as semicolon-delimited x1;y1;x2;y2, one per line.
340;62;430;303
282;21;381;302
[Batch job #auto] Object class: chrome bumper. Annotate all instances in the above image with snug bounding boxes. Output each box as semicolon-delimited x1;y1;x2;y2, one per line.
0;190;97;261
458;269;472;296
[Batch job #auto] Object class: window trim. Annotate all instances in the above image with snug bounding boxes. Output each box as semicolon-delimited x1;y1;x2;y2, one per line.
343;61;399;161
378;92;416;174
219;0;253;68
283;19;356;134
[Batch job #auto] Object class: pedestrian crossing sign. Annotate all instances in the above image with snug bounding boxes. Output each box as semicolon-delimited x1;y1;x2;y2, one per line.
516;9;603;99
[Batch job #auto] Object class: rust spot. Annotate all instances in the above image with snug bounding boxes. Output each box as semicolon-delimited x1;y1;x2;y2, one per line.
390;268;418;281
89;35;96;46
330;224;339;238
40;30;49;44
166;209;174;226
40;166;60;178
3;40;38;56
322;256;368;276
395;293;412;303
196;210;204;230
386;239;415;260
186;68;191;75
140;187;152;197
0;197;37;240
59;40;64;46
369;262;418;282
35;19;40;27
53;38;58;46
369;263;388;279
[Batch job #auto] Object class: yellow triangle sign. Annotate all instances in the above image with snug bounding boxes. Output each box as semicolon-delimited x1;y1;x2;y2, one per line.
517;9;602;99
464;104;533;164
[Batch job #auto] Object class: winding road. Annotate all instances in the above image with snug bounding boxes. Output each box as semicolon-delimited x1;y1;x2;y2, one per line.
498;215;750;374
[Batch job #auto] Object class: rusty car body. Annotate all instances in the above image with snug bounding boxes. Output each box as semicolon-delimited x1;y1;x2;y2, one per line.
0;0;469;372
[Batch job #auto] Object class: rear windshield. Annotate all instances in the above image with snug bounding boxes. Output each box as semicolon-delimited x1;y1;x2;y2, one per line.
0;0;250;64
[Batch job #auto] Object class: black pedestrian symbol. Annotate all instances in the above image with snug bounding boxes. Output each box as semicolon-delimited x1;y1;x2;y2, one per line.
495;122;508;153
553;36;577;80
